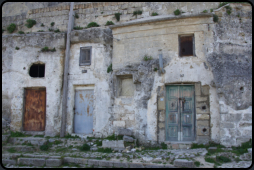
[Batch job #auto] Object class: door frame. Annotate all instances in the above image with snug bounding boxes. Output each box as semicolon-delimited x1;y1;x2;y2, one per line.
72;85;95;134
22;87;46;131
165;84;196;142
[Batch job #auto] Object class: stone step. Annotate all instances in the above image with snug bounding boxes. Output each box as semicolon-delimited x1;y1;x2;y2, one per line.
3;145;37;152
2;135;10;142
8;137;47;146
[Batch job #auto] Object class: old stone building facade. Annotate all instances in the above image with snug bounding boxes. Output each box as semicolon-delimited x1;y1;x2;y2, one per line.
2;2;252;147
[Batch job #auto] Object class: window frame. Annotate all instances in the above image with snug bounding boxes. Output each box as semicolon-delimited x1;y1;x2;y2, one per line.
29;63;45;78
178;34;195;57
79;46;92;66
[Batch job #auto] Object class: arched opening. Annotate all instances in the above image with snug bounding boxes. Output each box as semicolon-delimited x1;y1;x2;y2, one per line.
29;64;45;78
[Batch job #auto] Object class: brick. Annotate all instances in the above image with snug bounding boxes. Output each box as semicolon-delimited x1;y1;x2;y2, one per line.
196;114;209;120
174;159;194;168
46;159;62;167
196;96;208;102
197;127;210;136
242;113;252;121
224;113;242;122
201;85;210;95
118;128;132;136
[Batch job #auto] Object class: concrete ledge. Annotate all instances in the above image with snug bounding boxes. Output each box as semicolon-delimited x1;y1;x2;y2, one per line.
109;13;213;29
174;159;194;168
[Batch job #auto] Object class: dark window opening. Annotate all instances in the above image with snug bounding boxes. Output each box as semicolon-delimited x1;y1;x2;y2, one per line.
80;47;92;66
29;64;45;78
179;35;194;57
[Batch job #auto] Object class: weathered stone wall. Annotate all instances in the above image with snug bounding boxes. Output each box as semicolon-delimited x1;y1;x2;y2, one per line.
2;33;65;135
207;3;252;146
2;2;219;35
66;28;113;137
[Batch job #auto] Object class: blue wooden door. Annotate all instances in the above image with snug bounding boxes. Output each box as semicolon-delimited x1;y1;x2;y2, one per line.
166;85;195;141
74;90;94;134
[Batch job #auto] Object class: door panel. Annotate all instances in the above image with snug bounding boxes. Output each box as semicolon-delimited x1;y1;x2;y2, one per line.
74;90;94;134
24;89;46;131
166;85;195;141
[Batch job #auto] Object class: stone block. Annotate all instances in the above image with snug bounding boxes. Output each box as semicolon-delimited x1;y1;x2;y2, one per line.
102;140;125;148
197;127;210;136
118;128;133;136
144;164;164;168
196;96;208;102
159;110;165;121
18;158;45;166
171;144;179;149
158;97;165;110
158;129;165;141
113;121;125;128
2;159;16;165
239;122;252;127
113;162;129;168
46;159;62;167
197;120;209;127
174;159;194;168
219;102;228;114
197;136;210;144
88;159;99;166
201;85;210;95
98;160;113;167
123;135;134;142
224;113;242;122
158;123;165;128
221;122;235;128
242;113;252;121
196;114;209;120
195;83;201;95
129;163;144;168
208;147;217;150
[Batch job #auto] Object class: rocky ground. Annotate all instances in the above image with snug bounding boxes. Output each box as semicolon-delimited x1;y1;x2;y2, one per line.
2;120;252;168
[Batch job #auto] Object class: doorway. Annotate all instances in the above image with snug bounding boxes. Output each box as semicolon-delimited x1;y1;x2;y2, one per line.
23;88;46;131
74;89;94;134
165;85;195;141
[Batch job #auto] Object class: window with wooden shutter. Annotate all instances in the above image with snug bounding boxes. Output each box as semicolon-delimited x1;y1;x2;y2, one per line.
80;46;92;66
179;34;195;57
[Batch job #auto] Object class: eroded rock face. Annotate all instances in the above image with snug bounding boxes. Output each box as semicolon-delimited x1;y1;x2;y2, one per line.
208;6;252;110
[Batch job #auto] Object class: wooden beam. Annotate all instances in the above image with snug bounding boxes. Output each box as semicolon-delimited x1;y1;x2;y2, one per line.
60;2;74;138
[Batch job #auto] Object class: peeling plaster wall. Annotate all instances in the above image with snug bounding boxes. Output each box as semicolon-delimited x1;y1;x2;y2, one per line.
2;33;65;136
66;28;113;137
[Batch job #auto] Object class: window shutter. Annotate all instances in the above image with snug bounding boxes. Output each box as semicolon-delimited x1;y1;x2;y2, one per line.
80;47;92;66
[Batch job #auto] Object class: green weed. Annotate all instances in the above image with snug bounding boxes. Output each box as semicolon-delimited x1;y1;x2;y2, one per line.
133;10;142;17
79;144;90;151
7;148;17;153
10;131;32;137
2;29;5;33
174;9;181;15
18;31;25;34
194;161;200;167
161;142;167;149
54;29;60;33
105;134;116;140
105;21;114;26
15;47;20;50
41;46;56;52
154;68;158;71
25;19;36;28
213;14;219;22
216;155;231;163
74;13;79;19
73;26;83;30
34;135;44;137
86;22;100;28
210;9;213;12
144;55;153;61
203;10;208;13
51;22;55;27
114;13;122;21
7;23;16;33
107;63;113;73
64;133;80;138
97;148;112;153
152;12;158;16
41;23;44;27
37;30;44;32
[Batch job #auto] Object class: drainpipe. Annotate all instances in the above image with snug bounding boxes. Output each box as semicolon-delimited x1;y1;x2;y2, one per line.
60;2;74;137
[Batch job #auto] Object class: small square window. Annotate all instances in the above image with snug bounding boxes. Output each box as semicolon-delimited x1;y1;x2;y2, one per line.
80;46;92;66
179;35;195;57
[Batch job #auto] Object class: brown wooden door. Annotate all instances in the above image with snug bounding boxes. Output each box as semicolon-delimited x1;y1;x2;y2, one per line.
23;89;46;131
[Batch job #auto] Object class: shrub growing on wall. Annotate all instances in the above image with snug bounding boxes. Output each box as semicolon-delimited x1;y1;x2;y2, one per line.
86;22;100;28
105;21;114;26
7;23;16;33
114;13;122;22
25;19;36;28
174;9;181;15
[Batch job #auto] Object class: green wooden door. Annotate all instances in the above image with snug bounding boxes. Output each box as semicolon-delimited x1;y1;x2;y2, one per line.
165;85;195;141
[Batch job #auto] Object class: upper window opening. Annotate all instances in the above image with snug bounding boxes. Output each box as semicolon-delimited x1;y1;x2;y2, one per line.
29;64;45;78
80;46;92;66
179;35;195;57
